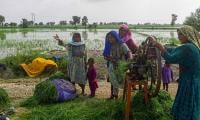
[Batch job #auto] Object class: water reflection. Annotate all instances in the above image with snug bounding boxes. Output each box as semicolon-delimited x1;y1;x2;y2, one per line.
82;31;88;40
170;31;175;38
0;32;6;40
22;31;28;38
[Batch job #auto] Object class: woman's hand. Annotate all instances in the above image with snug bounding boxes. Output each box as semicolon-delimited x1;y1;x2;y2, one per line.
149;37;166;53
53;34;64;45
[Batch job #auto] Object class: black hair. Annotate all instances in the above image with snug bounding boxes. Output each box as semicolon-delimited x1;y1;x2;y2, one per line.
72;32;81;40
88;58;95;64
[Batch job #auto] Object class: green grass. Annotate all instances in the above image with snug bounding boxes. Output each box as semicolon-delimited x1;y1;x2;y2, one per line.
0;88;10;112
17;90;173;120
0;50;67;78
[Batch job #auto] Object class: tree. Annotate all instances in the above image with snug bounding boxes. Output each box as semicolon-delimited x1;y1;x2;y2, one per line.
59;21;67;25
82;16;88;29
93;22;98;29
39;22;44;26
21;18;29;28
171;14;178;26
184;7;200;31
72;16;81;28
0;15;5;27
10;22;17;27
69;21;74;26
46;22;55;26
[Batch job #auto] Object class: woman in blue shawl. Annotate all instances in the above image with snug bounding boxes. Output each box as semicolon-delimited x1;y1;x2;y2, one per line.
103;31;132;99
150;25;200;120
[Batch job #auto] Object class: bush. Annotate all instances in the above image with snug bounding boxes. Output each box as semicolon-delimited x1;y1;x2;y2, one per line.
184;7;200;31
34;80;57;104
0;88;10;111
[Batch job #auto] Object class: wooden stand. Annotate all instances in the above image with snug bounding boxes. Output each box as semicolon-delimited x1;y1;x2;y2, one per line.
123;73;149;120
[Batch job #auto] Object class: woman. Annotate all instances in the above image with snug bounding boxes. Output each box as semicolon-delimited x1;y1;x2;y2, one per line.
150;25;200;120
54;33;87;95
119;24;137;53
104;31;132;99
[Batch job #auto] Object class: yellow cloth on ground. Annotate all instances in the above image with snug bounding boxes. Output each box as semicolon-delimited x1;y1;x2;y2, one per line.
21;57;57;77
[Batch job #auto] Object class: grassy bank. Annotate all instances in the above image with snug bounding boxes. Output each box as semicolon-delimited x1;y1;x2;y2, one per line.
12;90;173;120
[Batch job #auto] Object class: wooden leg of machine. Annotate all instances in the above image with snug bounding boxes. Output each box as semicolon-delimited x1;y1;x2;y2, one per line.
125;81;132;120
123;78;127;100
143;82;148;104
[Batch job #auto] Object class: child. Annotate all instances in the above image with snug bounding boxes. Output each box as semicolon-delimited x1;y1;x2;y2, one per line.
87;58;98;97
54;33;87;95
162;62;173;91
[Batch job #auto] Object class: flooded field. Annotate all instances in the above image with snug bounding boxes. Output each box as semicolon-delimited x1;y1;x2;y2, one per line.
0;29;177;59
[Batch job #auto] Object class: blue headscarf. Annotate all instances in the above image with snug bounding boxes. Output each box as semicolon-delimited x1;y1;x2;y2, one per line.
103;31;124;57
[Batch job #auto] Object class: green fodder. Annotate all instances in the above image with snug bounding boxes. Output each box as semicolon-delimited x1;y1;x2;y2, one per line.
18;90;173;120
34;80;57;104
131;90;173;120
19;97;124;120
0;88;10;111
48;71;67;80
115;61;129;85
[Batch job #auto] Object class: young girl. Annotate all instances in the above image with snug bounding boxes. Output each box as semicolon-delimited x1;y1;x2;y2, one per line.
162;63;173;91
87;58;98;97
104;31;132;99
54;33;87;95
119;24;137;53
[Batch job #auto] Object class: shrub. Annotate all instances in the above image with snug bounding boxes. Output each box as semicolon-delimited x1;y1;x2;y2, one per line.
0;88;10;111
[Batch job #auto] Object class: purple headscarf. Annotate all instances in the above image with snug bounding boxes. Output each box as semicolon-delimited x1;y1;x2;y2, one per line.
103;31;123;57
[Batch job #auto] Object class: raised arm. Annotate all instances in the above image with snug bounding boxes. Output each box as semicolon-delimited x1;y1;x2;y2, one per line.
53;34;65;46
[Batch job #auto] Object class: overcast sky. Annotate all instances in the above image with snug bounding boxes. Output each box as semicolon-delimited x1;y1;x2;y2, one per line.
0;0;199;24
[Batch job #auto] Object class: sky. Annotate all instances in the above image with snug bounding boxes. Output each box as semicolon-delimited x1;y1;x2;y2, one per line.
0;0;200;24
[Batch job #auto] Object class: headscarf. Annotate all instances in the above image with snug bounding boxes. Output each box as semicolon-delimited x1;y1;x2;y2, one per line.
103;31;123;57
119;24;134;42
177;25;200;49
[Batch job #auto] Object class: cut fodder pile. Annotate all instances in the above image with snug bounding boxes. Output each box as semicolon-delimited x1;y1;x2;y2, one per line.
0;88;10;112
22;77;76;105
131;90;173;120
19;90;173;120
34;80;58;104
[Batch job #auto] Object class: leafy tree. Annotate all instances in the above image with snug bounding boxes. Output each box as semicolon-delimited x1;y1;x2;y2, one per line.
184;7;200;31
39;22;44;26
93;22;98;29
72;16;81;28
21;18;29;28
46;22;55;26
69;21;74;26
82;16;88;29
0;15;5;27
59;21;67;25
10;22;17;27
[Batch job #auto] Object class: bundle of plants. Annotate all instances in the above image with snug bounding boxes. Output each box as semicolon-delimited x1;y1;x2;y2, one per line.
0;50;48;77
48;71;68;80
131;90;173;120
33;79;76;104
115;61;129;85
0;88;10;112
